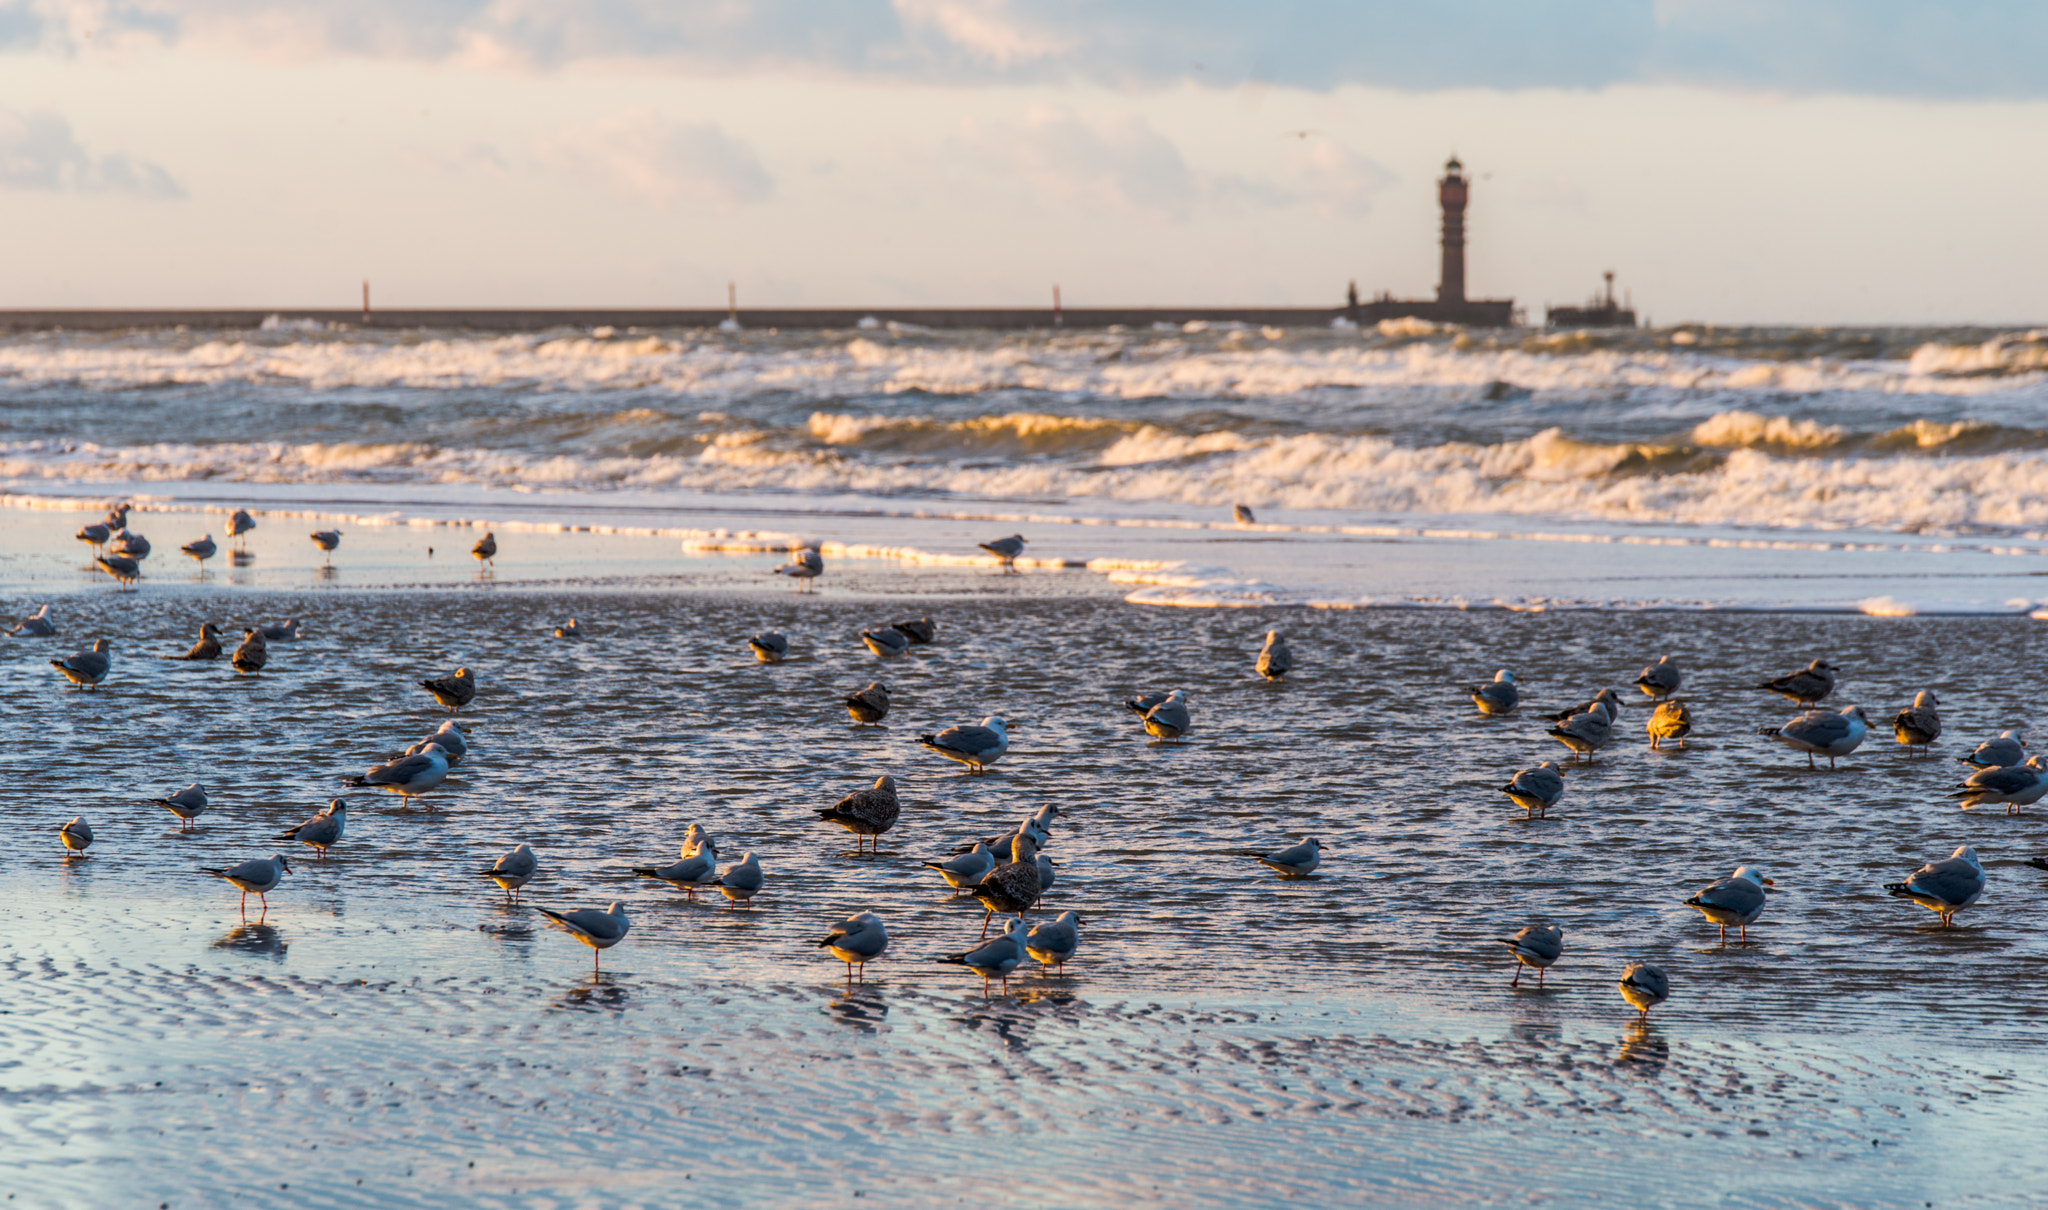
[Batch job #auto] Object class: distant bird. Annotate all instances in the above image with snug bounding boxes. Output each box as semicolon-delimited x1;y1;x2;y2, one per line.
58;815;93;855
1617;963;1670;1019
1758;659;1837;706
1958;730;2026;769
1547;701;1615;763
50;639;113;688
633;842;719;902
749;631;789;663
110;530;151;560
204;853;291;916
76;521;112;550
1893;691;1941;755
9;604;56;637
1025;911;1084;974
861;626;909;657
817;776;900;854
169;622;222;662
1955;756;2048;814
713;852;765;909
937;918;1029;995
471;531;497;567
923;841;997;894
1233;504;1255;524
181;534;217;569
554;618;582;640
970;833;1042;938
1138;690;1190;742
275;799;347;859
1470;669;1519;715
1684;865;1773;944
1543;688;1621;724
95;553;141;587
1884;845;1985;928
818;911;889;981
979;534;1027;567
891;618;936;645
309;529;342;562
231;628;268;674
346;745;450;807
227;508;256;547
421;667;476;713
476;843;538;902
1647;700;1693;750
1633;655;1682;701
845;681;890;725
1498;925;1563;988
535;902;629;974
1501;762;1565;818
1256;630;1293;680
104;503;131;531
1250;836;1323;878
258;619;300;641
1759;705;1869;769
773;548;824;591
152;783;209;830
919;715;1009;772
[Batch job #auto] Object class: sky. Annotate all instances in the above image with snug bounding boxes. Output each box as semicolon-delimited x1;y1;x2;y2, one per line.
1;1;2045;322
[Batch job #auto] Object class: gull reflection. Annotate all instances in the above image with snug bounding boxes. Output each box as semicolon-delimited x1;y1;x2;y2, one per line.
212;922;288;960
560;976;630;1011
826;985;889;1034
1613;1020;1669;1075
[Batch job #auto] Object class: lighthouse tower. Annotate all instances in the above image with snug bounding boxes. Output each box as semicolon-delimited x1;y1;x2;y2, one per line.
1436;155;1468;304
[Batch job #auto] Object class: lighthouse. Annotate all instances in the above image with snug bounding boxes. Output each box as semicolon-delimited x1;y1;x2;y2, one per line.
1436;156;1468;305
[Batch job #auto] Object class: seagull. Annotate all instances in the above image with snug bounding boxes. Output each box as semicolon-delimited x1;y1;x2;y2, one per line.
1647;700;1693;750
554;618;582;639
258;619;300;641
919;715;1009;772
1955;756;2048;814
95;553;141;587
50;639;113;688
1893;691;1941;756
1958;730;2026;769
748;631;789;663
1501;762;1565;817
681;823;714;858
1470;669;1518;715
1025;911;1083;974
1758;659;1837;706
891;618;936;645
713;852;765;909
1884;845;1985;928
411;721;470;767
181;534;217;569
923;841;996;894
345;745;450;807
816;776;900;853
227;508;256;547
1684;865;1774;944
1759;705;1869;769
1547;701;1615;763
58;815;93;855
970;834;1042;938
861;627;909;657
817;911;889;982
1543;688;1621;724
1498;925;1563;987
535;902;629;973
1138;691;1190;742
1634;655;1682;701
773;548;824;591
104;503;131;531
274;799;347;859
309;529;342;562
76;521;112;550
172;622;223;661
231;628;268;674
9;604;56;637
979;534;1027;567
1618;963;1670;1019
957;811;1055;857
845;681;890;725
1256;630;1293;680
471;531;496;567
421;667;476;713
109;530;151;560
1251;837;1323;878
1233;504;1256;524
633;841;719;902
476;843;538;902
152;783;209;830
204;854;292;916
937;918;1029;995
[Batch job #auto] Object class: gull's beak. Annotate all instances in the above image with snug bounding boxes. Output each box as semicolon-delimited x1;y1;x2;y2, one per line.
1763;878;1777;886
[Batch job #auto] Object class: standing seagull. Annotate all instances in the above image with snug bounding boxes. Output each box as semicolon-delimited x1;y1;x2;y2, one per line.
421;667;476;713
1469;670;1519;716
1647;700;1693;750
76;521;112;551
535;902;630;974
919;715;1009;772
1958;730;2026;769
1025;911;1083;974
845;681;890;725
817;911;889;982
1618;963;1670;1019
1233;504;1256;524
345;745;451;808
1955;756;2048;814
231;628;268;674
58;816;93;856
773;548;824;592
861;626;909;657
633;841;718;902
1634;655;1682;701
1892;691;1941;756
937;919;1029;995
1759;705;1869;769
152;783;209;830
227;508;256;549
1250;836;1324;878
1684;865;1774;944
1498;925;1564;987
1256;630;1294;680
749;631;789;663
95;553;141;588
110;530;151;561
10;604;56;637
274;799;347;859
476;843;538;902
173;622;223;661
1547;701;1615;763
713;852;765;909
415;720;470;767
816;776;900;854
970;833;1043;938
181;534;217;571
1884;845;1985;928
309;530;342;563
1544;688;1622;724
979;534;1027;568
1758;659;1838;706
204;854;292;917
923;841;996;895
51;639;113;688
1501;763;1565;818
471;531;497;568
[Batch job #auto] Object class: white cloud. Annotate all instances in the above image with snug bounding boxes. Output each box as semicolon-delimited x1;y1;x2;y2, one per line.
891;0;1071;67
533;110;772;210
0;108;184;197
951;108;1280;222
1281;140;1395;218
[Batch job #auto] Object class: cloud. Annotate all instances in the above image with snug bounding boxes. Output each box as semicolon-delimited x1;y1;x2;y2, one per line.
950;108;1280;221
533;110;772;209
1282;140;1395;218
0;108;184;197
890;0;1071;67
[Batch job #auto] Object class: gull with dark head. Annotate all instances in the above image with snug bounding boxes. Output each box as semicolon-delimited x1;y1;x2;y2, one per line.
920;715;1009;772
1892;691;1941;756
274;799;347;859
773;548;824;591
818;911;888;982
1469;670;1518;716
1758;659;1837;706
1684;865;1774;944
1501;762;1565;817
535;901;629;973
1884;845;1985;928
1759;705;1869;769
231;628;268;674
173;622;223;661
1498;924;1563;987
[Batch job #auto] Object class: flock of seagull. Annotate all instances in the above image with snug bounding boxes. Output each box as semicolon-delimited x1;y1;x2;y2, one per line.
31;504;2048;1011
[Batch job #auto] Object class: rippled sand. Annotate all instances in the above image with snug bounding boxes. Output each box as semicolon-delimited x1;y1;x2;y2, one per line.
4;530;2047;1206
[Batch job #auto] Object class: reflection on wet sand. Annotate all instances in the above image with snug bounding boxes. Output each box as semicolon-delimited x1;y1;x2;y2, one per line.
560;978;630;1011
211;922;287;959
1613;1021;1669;1075
825;986;889;1033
